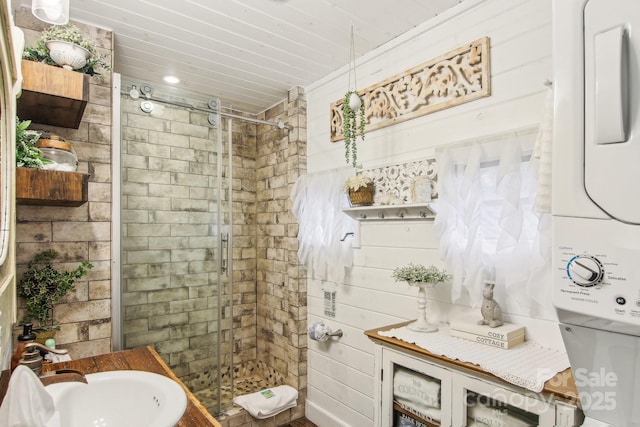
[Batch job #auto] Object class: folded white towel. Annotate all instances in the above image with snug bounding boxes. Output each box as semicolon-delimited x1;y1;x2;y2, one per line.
0;365;58;427
232;385;298;419
394;397;441;422
393;367;441;408
467;402;536;427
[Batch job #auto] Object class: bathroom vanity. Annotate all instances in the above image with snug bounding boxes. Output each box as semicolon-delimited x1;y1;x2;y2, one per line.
366;322;584;427
36;346;220;427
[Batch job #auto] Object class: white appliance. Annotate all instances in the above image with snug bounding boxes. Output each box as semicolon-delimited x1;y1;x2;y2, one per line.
553;0;640;426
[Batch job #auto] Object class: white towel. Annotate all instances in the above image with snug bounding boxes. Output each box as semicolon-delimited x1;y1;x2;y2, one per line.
394;397;442;422
232;385;298;419
0;365;58;427
393;366;441;408
467;402;536;427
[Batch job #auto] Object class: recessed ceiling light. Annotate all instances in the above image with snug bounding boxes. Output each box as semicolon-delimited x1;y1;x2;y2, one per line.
163;75;180;84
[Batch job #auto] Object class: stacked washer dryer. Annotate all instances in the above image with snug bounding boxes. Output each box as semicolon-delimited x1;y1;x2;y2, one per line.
553;0;640;426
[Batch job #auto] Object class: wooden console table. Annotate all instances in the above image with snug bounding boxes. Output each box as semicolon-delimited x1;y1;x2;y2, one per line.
365;321;579;402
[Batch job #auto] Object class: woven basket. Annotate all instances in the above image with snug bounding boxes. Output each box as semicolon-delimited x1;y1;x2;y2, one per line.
348;183;374;206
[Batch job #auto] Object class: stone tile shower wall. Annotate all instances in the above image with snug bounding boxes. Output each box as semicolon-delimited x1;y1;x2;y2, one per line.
119;96;232;394
229;119;259;374
255;87;308;399
15;11;113;359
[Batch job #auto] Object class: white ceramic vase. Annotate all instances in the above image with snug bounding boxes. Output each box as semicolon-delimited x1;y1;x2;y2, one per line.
45;40;91;70
406;281;439;332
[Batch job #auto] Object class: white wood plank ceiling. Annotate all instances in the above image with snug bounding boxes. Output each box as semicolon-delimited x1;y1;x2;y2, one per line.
24;0;464;113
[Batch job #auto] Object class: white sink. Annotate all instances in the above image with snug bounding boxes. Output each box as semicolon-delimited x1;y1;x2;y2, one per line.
45;370;188;427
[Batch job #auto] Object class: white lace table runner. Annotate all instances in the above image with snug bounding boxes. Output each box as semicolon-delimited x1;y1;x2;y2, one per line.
378;325;570;392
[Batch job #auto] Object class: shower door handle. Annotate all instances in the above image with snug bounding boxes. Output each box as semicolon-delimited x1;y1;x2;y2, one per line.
220;232;229;276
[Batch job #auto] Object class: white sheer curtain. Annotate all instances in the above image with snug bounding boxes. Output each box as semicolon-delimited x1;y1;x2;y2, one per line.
433;133;552;317
291;168;354;283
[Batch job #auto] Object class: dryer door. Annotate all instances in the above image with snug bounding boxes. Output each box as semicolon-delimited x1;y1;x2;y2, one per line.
584;0;640;223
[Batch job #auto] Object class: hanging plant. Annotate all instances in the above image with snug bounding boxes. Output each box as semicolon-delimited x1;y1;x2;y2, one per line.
343;91;365;168
343;25;366;168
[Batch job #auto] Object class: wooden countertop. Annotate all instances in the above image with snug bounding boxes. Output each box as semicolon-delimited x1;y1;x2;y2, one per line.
41;346;221;427
365;321;579;403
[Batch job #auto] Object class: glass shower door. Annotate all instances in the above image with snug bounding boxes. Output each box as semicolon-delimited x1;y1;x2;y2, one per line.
119;91;232;416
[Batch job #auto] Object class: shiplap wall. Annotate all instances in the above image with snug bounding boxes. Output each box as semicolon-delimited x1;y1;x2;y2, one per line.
303;0;556;425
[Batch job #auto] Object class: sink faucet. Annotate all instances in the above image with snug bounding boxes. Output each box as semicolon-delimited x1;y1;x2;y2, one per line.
38;369;88;386
10;341;87;385
11;341;72;377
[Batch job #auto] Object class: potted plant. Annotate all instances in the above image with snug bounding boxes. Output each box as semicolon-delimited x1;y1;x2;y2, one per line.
392;263;451;333
17;249;93;341
15;118;50;169
22;23;111;76
343;90;365;168
343;174;374;206
392;263;452;287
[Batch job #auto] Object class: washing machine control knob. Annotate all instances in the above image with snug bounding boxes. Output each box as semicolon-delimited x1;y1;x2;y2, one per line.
567;255;604;287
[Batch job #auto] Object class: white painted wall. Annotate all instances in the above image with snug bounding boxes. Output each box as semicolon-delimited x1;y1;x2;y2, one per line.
304;0;557;425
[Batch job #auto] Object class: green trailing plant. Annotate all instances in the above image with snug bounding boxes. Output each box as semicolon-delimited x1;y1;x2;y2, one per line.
392;263;452;284
22;23;111;77
343;91;365;168
18;249;93;331
15;118;49;168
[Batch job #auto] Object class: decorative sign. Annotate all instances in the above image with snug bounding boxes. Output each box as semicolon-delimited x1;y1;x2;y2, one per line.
330;37;491;142
361;158;438;203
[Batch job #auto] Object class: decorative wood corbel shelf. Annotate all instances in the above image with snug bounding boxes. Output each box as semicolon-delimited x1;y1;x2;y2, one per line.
342;203;435;221
17;61;89;129
16;168;89;207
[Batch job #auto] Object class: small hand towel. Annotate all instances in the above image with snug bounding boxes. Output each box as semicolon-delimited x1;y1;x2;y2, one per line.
232;385;298;419
0;365;57;427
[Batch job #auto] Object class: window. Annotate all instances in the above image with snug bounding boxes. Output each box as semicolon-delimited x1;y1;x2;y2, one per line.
434;133;552;317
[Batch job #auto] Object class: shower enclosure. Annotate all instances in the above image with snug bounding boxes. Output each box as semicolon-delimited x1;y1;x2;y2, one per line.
117;83;233;416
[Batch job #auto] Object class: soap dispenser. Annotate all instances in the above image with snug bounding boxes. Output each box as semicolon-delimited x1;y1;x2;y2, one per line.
15;323;43;375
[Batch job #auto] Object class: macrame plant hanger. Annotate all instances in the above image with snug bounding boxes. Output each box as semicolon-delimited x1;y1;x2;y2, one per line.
347;25;360;107
344;24;364;168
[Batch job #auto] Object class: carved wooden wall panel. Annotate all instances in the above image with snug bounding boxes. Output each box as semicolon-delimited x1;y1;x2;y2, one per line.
330;37;491;142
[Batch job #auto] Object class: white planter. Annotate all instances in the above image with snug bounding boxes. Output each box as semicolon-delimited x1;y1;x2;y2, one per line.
347;92;362;110
406;281;440;332
45;40;90;70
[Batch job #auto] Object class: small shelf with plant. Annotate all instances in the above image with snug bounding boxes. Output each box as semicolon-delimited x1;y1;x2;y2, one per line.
23;23;111;76
19;23;111;129
343;202;435;221
15;117;89;206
